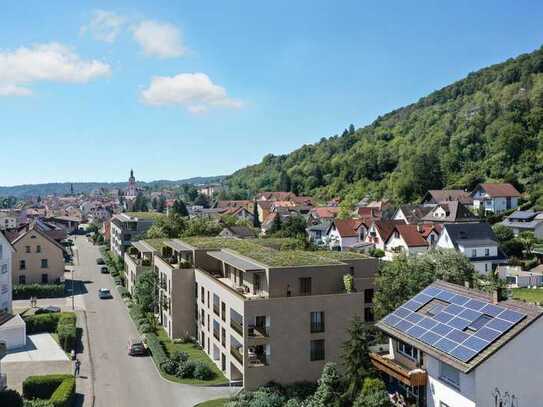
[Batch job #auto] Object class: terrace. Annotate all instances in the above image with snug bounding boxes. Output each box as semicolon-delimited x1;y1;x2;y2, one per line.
369;348;427;387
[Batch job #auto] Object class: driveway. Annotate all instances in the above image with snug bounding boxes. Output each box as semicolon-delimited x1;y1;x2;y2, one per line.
73;236;235;407
3;334;68;362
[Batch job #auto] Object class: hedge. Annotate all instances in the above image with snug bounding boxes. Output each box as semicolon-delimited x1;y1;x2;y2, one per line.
23;375;71;400
0;389;23;407
146;333;168;367
24;312;75;335
49;376;75;407
56;314;77;352
13;284;65;300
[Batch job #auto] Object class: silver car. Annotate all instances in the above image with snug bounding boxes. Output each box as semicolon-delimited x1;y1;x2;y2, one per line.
98;288;112;299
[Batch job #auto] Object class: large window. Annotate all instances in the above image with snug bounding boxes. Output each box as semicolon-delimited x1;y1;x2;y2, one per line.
398;340;418;360
310;312;325;333
299;277;312;296
41;259;48;269
19;260;26;270
440;362;460;388
310;339;325;361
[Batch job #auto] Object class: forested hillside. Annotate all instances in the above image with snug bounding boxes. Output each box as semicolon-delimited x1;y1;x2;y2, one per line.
227;46;543;207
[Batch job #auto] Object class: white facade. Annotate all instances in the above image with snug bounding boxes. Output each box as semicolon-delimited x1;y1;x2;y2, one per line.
426;316;543;407
0;214;16;231
472;192;519;215
325;225;364;251
385;233;428;257
0;314;26;350
0;233;13;313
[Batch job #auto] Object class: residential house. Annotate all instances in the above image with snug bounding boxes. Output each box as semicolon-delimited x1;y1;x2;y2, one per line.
372;280;543;407
197;184;223;197
9;224;65;285
325;219;368;251
110;213;159;258
306;221;332;245
0;232;14;313
384;224;429;257
0;213;16;231
471;183;521;214
501;210;543;239
219;226;258;239
365;220;407;251
393;205;435;224
498;265;543;288
422;190;473;207
308;207;340;224
149;237;377;390
221;206;255;224
420;201;479;224
436;223;507;275
419;224;442;248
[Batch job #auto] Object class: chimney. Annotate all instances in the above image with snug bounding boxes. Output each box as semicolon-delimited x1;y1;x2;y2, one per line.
492;287;506;304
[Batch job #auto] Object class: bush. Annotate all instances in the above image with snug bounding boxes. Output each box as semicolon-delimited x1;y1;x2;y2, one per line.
0;389;23;407
193;362;214;380
176;360;196;378
13;284;65;300
56;314;77;352
146;333;168;367
49;376;75;407
23;375;72;400
24;312;75;334
160;359;179;375
24;400;54;407
171;350;189;364
117;287;130;298
139;323;152;334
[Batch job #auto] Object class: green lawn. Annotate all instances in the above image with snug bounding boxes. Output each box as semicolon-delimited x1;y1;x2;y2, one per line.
195;398;229;407
511;288;543;304
155;328;229;386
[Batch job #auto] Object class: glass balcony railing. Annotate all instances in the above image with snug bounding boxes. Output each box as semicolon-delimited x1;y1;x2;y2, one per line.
231;319;243;336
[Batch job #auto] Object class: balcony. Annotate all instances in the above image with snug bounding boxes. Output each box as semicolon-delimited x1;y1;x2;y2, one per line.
231;346;243;364
248;325;268;338
213;303;220;316
248;352;269;367
231;319;243;336
213;329;220;341
370;351;427;387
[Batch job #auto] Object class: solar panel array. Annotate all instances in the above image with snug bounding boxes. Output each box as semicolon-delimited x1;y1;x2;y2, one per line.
381;286;526;363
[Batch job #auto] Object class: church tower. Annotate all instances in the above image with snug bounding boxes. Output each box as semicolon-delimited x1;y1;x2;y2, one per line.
127;169;137;198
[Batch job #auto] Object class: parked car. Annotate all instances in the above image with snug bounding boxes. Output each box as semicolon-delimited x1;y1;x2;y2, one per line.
128;338;147;356
98;288;112;299
96;258;105;265
35;305;61;315
100;266;109;274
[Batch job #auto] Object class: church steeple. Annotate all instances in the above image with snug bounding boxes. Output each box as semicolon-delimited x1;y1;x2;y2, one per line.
130;169;134;180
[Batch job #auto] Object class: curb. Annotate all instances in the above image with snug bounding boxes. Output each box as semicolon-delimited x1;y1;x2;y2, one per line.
77;310;96;407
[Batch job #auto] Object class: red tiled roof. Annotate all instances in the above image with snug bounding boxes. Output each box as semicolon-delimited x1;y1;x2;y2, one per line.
311;207;340;219
216;200;252;209
419;224;443;238
333;218;365;237
357;207;382;219
393;224;428;247
476;183;521;198
374;220;406;241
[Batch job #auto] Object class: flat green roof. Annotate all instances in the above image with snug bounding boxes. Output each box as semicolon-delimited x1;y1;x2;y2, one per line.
314;251;369;261
143;238;168;252
181;236;344;267
125;212;165;221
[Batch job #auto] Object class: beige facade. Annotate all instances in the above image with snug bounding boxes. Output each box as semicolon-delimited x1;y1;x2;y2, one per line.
11;227;65;285
144;238;377;390
124;241;157;295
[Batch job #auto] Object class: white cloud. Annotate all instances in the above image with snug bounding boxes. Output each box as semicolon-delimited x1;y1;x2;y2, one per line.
81;10;126;43
132;20;185;58
0;43;111;96
141;73;243;113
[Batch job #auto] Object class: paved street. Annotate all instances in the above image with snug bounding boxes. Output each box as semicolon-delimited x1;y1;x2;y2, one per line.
73;236;235;407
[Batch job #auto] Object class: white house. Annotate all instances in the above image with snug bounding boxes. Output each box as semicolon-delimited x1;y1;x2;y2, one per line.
365;220;406;251
420;201;478;224
373;280;543;407
384;224;429;258
436;223;507;275
393;204;435;224
471;183;520;214
0;231;14;313
500;210;543;239
325;218;368;251
0;213;16;231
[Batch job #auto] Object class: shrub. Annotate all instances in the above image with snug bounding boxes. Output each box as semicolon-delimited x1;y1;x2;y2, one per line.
160;359;179;375
176;360;196;378
49;376;75;407
25;312;74;334
146;333;168;367
171;350;189;364
139;323;152;334
0;389;23;407
193;362;214;380
13;284;65;300
24;400;54;407
117;287;130;298
23;375;72;400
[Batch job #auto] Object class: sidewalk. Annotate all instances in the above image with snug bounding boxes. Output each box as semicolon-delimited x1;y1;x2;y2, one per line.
75;310;95;407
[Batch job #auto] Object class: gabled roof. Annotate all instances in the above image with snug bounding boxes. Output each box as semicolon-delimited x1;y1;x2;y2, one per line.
357;207;382;219
376;280;543;373
472;183;521;198
330;218;366;238
221;226;257;238
506;210;539;221
215;200;252;209
372;220;406;241
396;204;434;224
388;224;428;247
424;190;473;205
419;223;443;238
9;222;65;253
442;222;497;248
421;201;478;223
311;207;340;219
0;230;15;253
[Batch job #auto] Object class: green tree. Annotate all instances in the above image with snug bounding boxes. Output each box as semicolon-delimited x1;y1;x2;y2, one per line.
145;213;187;238
194;193;210;208
353;378;391;407
279;171;291;192
279;215;307;238
305;363;342;407
493;224;514;243
134;271;156;312
171;200;189;217
157;196;167;213
341;316;373;402
268;214;282;234
518;231;536;256
253;200;261;228
374;250;475;319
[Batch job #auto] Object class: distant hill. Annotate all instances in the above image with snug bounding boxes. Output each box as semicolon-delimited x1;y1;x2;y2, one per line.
227;45;543;207
0;176;226;198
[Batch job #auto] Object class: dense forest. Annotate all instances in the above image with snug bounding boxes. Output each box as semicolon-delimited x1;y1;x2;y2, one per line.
227;46;543;207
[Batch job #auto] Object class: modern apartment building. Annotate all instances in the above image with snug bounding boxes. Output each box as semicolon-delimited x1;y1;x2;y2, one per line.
0;231;14;313
372;280;543;407
110;213;159;258
124;240;159;296
147;237;377;390
9;225;65;285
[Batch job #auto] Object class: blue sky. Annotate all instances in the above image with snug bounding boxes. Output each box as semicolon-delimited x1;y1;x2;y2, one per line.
1;1;543;186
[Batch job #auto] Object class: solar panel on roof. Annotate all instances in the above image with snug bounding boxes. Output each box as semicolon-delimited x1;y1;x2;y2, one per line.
380;286;528;364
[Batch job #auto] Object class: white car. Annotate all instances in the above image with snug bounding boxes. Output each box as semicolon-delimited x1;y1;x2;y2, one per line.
98;288;112;299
